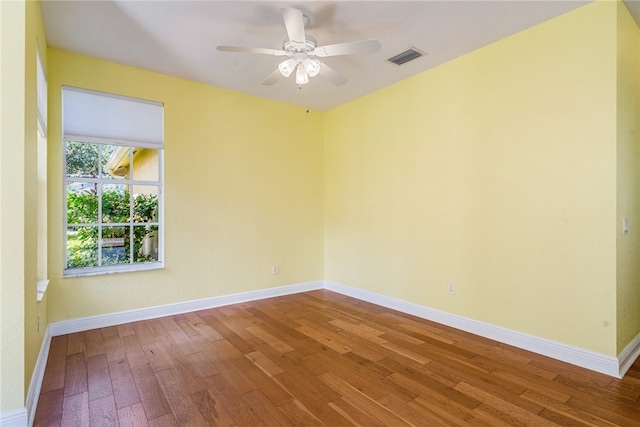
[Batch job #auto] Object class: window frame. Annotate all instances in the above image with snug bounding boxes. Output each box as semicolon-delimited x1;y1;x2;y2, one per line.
63;141;164;277
62;87;164;277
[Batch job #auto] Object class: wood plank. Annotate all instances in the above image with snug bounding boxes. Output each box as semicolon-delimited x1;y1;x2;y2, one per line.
85;328;106;357
89;394;119;426
130;363;172;420
190;389;236;427
67;332;87;355
380;340;431;365
117;322;135;338
142;342;173;372
162;347;208;395
123;334;149;368
64;353;88;397
199;340;256;394
241;389;295;426
108;357;141;409
565;395;640;426
185;350;220;379
244;350;284;377
554;374;640;420
520;389;619;426
230;351;293;406
271;371;350;426
87;353;113;401
303;349;389;400
320;371;411;426
329;318;385;339
453;381;549;426
329;397;390;426
118;402;150;427
186;312;224;341
61;391;90;427
154;367;209;426
102;327;126;362
33;389;64;426
132;321;158;346
147;414;178;427
40;335;68;393
276;399;325;427
203;373;268;427
245;325;295;354
377;393;444;427
145;318;170;338
199;312;255;354
159;317;201;355
295;323;352;354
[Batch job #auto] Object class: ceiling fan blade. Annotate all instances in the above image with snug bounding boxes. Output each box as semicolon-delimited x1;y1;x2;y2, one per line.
262;68;282;86
217;46;287;56
314;40;381;57
318;61;348;86
281;8;306;43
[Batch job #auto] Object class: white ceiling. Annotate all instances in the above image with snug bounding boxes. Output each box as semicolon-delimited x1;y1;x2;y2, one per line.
41;1;637;111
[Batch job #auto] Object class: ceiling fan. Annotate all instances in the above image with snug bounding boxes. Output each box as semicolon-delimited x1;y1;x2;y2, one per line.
217;7;381;86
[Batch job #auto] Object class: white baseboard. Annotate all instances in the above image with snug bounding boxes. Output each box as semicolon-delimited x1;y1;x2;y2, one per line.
618;331;640;378
0;407;28;427
49;280;324;337
324;280;623;378
25;325;51;427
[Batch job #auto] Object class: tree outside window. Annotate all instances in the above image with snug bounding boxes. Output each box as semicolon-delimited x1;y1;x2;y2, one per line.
65;140;161;272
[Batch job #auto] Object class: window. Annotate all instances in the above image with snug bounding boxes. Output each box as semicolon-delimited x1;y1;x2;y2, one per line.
37;43;48;299
63;87;163;276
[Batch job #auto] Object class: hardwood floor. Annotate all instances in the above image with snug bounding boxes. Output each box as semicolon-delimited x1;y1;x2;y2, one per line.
34;290;640;426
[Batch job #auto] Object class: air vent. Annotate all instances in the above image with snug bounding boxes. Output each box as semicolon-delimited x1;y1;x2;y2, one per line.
387;47;425;65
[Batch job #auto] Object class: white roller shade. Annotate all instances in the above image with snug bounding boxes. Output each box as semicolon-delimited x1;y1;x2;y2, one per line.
63;86;163;147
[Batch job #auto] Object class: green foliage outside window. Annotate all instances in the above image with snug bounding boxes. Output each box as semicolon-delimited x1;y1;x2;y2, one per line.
66;189;158;269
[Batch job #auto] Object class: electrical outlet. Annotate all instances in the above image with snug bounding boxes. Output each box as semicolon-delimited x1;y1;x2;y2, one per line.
447;283;455;295
272;265;279;274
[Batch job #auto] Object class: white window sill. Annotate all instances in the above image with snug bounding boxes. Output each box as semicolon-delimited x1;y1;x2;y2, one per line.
37;279;50;302
63;262;164;278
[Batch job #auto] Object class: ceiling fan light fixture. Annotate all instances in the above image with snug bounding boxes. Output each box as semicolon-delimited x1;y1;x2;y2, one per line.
295;63;310;85
218;8;380;87
305;59;320;77
278;58;296;77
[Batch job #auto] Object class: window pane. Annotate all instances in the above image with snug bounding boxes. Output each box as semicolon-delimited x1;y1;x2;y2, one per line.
133;225;158;263
102;184;129;224
67;183;98;224
102;144;126;179
67;226;98;268
102;226;129;266
133;186;159;223
132;148;159;182
66;141;98;177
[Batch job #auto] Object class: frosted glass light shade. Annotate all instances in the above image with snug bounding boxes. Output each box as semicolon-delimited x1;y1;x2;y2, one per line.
278;58;296;77
305;59;320;77
295;64;309;85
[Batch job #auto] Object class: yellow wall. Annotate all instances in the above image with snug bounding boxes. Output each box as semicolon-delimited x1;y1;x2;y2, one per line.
1;0;47;413
324;1;619;355
0;0;27;414
47;49;325;321
616;1;640;354
25;0;49;400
